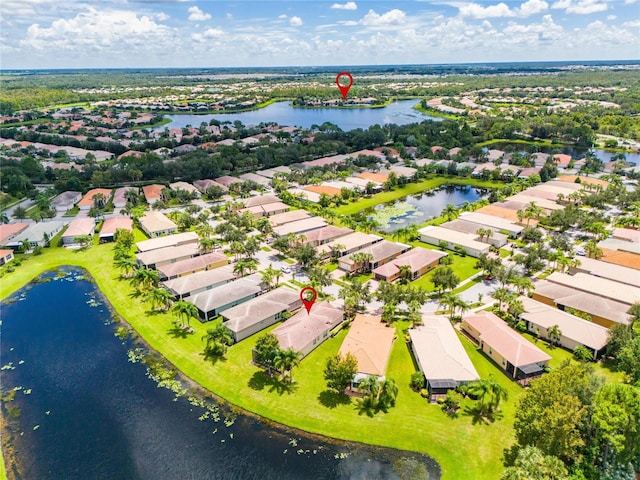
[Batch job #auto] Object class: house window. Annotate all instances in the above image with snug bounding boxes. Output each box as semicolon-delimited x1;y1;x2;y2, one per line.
489;347;493;355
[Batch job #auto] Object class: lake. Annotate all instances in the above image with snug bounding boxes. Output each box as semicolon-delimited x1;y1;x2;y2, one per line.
0;268;440;480
371;186;489;232
158;100;440;131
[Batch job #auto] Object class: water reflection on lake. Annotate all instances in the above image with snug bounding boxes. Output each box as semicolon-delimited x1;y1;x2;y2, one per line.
0;269;440;480
158;100;439;131
371;186;489;232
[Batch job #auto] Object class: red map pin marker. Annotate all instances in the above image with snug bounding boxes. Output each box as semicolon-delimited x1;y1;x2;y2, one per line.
300;286;317;314
336;72;353;100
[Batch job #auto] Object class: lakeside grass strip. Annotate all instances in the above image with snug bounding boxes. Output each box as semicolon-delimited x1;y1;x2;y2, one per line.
0;244;622;479
333;177;502;217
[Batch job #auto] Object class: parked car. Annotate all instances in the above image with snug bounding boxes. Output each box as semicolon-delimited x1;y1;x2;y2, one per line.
576;249;586;256
280;266;291;273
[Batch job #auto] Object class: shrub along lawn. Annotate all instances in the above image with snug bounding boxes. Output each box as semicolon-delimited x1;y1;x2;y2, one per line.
333;177;502;216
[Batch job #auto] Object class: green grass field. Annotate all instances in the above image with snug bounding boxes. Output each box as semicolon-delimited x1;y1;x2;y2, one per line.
333;177;502;216
0;240;613;480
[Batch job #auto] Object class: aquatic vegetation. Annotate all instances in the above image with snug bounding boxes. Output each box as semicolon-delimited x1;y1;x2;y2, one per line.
1;362;15;370
115;326;129;339
371;201;422;228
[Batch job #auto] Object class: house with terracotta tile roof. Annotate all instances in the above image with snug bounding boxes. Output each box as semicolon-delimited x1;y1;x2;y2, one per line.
357;172;389;184
157;252;228;280
78;188;111;210
461;311;550;380
222;287;302;342
410;316;479;401
170;181;200;197
62;218;95;245
193;179;228;193
372;247;447;282
215;175;243;188
163;265;236;299
142;184;166;205
339;314;395;381
303;185;342;197
0;249;14;266
272;302;344;358
0;223;29;246
99;217;133;242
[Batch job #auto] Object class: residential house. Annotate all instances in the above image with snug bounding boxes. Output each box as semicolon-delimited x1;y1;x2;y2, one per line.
112;187;133;209
50;191;81;213
215;175;243;189
569;256;640;288
189;274;264;321
338;314;395;387
301;226;353;247
162;265;236;299
136;243;200;270
136;231;199;253
142;184;166;205
268;210;311;227
138;212;178;238
239;172;271;187
99;217;133;242
0;249;14;266
78;188;111;211
272;302;344;358
255;166;291;179
519;296;609;360
222;287;302;342
61;218;95;245
317;232;383;260
193;179;228;194
7;221;66;250
272;217;327;237
170;181;200;197
409;316;480;401
0;223;29;246
611;227;640;244
440;219;508;248
532;279;632;328
461;311;551;381
242;195;283;208
457;212;524;238
418;226;491;258
338;240;410;273
372;247;447;282
157;252;228;280
545;271;640;306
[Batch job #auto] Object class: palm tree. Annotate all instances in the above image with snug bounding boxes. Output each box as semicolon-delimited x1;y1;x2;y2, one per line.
397;265;413;285
493;288;514;313
584;240;603;259
202;321;234;357
488;376;508;411
260;264;278;290
92;192;107;208
441;203;459;221
476;227;493;244
307;266;333;294
274;348;302;383
547;324;562;346
146;287;173;311
509;276;534;295
0;212;9;224
349;252;374;274
199;237;216;254
469;379;492;413
172;300;199;328
440;292;460;321
130;267;160;291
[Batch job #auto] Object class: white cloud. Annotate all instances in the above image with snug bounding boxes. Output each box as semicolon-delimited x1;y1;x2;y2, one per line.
361;9;407;25
156;12;170;22
622;19;640;26
606;14;616;19
624;0;639;3
188;6;211;22
289;16;303;26
516;0;549;17
331;2;358;10
458;2;514;18
226;13;233;19
551;0;607;14
278;14;288;19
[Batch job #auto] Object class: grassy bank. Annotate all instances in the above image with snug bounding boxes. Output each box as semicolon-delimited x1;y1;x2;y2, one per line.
333;177;502;216
0;242;518;480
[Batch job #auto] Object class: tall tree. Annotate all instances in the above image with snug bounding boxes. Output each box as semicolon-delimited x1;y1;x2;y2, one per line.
274;348;302;383
324;353;358;393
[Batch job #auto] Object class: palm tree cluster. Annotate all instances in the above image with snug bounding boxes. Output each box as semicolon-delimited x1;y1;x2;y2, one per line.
375;281;429;326
467;375;509;416
357;377;399;416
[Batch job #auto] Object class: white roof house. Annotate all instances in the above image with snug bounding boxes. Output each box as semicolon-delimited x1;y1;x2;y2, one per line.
418;225;491;258
272;217;327;237
163;265;236;299
138;211;178;238
458;211;524;238
546;271;640;306
136;243;200;269
62;218;95;245
409;316;479;394
136;231;199;252
188;274;264;321
7;221;67;249
519;296;609;359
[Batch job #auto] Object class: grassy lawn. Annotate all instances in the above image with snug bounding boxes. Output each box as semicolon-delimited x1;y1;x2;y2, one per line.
62;207;79;217
410;253;480;292
333;177;502;216
0;242;523;480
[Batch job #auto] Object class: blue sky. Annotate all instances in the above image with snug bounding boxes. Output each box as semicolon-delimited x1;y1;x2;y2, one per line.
1;0;638;69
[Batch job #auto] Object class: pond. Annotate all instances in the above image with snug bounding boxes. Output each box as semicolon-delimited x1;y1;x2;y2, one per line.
370;186;489;232
157;100;440;132
485;142;640;166
0;268;440;480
